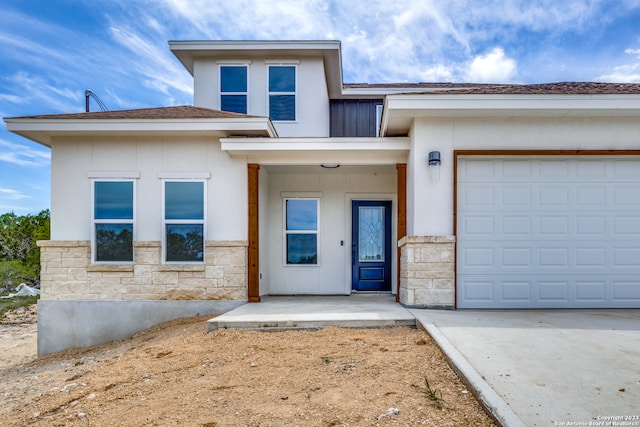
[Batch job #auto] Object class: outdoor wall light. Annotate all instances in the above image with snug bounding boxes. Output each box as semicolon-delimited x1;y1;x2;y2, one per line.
428;151;441;182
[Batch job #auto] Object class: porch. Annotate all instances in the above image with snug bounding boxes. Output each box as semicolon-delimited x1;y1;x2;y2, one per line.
207;294;415;331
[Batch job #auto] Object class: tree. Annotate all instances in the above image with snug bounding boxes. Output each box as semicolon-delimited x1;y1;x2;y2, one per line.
0;210;50;289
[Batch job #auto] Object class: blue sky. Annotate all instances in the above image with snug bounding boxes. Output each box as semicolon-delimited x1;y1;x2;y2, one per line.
2;0;640;215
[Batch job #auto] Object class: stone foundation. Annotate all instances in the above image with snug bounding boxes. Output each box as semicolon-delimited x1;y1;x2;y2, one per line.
398;235;455;308
37;240;248;301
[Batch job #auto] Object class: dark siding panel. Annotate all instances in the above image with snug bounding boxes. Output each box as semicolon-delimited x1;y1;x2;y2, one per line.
330;100;383;137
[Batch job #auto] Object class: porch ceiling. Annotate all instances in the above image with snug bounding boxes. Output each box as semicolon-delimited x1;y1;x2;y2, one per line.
220;137;410;165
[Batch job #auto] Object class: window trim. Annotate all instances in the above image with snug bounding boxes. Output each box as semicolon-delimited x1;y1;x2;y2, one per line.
283;197;319;266
91;178;136;264
268;64;297;122
219;64;248;114
162;179;207;264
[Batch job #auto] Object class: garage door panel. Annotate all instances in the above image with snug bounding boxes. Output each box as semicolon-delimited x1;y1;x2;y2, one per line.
501;216;531;236
502;160;532;178
539;215;570;236
539;186;570;206
462;185;494;207
614;186;640;206
502;186;531;205
460;247;494;268
461;279;494;302
613;281;640;301
538;247;568;268
575;215;607;236
575;248;606;267
502;281;532;301
539;160;570;178
538;281;569;302
457;157;640;309
462;215;494;236
614;216;640;235
576;159;606;177
613;247;640;266
576;186;607;206
501;248;532;268
575;281;606;302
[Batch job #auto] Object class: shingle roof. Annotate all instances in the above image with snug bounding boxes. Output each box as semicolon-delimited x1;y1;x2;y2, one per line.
10;105;261;120
390;82;640;95
344;82;500;90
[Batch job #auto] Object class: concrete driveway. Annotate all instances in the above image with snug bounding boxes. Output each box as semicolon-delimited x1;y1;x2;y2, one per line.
410;309;640;427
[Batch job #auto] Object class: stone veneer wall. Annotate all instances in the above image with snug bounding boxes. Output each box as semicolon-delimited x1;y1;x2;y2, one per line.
37;240;248;301
398;235;455;308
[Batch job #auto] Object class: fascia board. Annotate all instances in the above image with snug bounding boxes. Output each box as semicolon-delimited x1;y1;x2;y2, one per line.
4;117;276;146
220;137;410;164
385;94;640;117
169;40;342;79
5;117;273;131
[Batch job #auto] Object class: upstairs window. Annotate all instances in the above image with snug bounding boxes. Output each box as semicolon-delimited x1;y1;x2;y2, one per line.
269;65;296;121
284;198;318;265
93;181;134;263
164;181;205;263
376;104;383;137
220;65;247;114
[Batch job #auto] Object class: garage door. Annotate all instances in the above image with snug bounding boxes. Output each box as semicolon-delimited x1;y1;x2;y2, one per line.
457;157;640;308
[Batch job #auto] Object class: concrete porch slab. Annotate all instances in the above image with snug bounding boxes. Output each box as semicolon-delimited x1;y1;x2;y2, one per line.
207;294;416;331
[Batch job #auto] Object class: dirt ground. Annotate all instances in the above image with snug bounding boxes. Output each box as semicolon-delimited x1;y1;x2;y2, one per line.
0;306;496;427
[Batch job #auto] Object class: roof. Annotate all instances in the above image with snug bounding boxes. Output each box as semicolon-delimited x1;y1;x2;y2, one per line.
345;82;640;95
4;106;277;147
382;82;640;137
8;105;258;120
416;82;640;95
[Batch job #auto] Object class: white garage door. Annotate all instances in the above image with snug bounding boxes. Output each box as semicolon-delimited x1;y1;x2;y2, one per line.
457;157;640;309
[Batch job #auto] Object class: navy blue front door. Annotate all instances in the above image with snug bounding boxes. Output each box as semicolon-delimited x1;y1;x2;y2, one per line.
351;200;392;292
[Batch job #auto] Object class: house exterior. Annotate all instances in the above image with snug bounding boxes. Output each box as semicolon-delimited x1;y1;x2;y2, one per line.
5;40;640;355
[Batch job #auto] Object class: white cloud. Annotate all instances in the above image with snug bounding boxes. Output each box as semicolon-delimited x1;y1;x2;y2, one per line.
5;72;80;113
0;187;30;200
598;64;640;83
0;140;50;168
597;45;640;82
465;48;517;83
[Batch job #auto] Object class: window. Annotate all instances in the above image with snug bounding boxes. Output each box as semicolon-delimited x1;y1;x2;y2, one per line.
269;65;296;121
93;181;134;262
376;104;383;137
220;65;247;114
284;199;318;265
164;181;205;262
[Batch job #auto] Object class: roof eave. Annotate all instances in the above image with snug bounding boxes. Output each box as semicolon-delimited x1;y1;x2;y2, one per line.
382;94;640;136
4;117;278;147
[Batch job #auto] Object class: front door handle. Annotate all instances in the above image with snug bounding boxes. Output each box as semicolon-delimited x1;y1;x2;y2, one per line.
352;244;356;266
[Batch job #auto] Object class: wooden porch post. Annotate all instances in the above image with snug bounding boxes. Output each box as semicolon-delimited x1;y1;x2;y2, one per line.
396;163;407;302
247;164;260;302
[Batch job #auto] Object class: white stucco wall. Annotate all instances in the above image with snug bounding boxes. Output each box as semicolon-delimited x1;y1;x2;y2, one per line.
192;57;330;137
263;167;397;295
407;116;640;237
49;135;247;242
